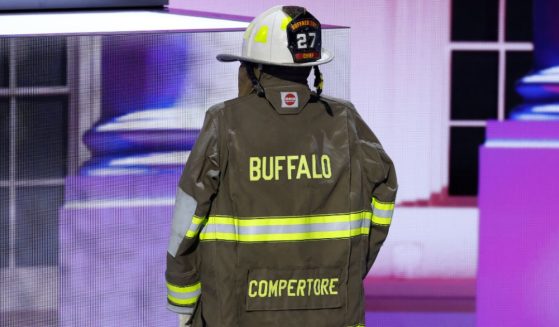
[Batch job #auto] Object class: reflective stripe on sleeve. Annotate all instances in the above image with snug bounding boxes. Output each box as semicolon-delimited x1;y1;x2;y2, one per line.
166;281;201;306
371;198;394;226
167;302;195;314
185;215;205;238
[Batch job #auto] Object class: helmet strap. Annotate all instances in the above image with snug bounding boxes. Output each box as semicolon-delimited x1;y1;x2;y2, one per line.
309;66;332;115
245;63;265;97
313;66;323;96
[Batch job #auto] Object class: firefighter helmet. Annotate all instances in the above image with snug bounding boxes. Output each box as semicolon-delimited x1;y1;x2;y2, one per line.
217;6;333;67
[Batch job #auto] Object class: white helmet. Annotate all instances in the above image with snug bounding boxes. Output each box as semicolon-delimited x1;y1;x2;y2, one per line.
217;5;333;67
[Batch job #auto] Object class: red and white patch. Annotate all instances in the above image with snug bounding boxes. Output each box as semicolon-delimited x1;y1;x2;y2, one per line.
281;92;299;108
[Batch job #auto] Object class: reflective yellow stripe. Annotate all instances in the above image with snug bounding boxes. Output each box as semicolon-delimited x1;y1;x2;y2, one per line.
185;216;206;237
280;17;292;31
210;212;369;227
167;282;201;306
254;25;269;43
200;227;369;242
371;215;392;226
192;216;205;224
372;198;395;211
371;198;394;226
166;281;201;294
167;294;199;306
188;211;378;242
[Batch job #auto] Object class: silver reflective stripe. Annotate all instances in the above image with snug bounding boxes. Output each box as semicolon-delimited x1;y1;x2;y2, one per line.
166;302;194;314
372;207;393;219
362;216;371;229
202;218;370;235
167;288;201;301
167;187;197;257
186;220;203;237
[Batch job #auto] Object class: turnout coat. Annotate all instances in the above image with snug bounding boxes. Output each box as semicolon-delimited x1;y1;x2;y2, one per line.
165;69;397;327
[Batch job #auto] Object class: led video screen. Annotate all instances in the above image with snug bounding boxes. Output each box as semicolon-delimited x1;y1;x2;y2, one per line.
0;27;350;326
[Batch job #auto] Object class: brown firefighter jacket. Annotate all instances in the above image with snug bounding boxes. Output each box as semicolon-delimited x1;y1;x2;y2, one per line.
166;67;397;327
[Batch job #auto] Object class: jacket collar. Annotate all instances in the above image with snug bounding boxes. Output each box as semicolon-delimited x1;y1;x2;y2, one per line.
238;64;313;115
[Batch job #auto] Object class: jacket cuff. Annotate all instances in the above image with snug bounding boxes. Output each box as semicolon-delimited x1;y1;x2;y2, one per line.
166;281;201;309
166;302;195;314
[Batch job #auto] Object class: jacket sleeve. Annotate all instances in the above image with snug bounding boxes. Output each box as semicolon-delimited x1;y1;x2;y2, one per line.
165;109;220;314
352;110;398;277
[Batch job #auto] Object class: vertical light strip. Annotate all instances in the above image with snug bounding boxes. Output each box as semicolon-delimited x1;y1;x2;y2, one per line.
497;0;507;121
91;37;102;154
67;37;78;175
76;36;103;170
444;22;452;189
8;38;17;268
498;0;506;44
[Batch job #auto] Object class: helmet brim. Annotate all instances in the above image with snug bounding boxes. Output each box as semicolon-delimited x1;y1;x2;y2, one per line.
216;48;334;67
